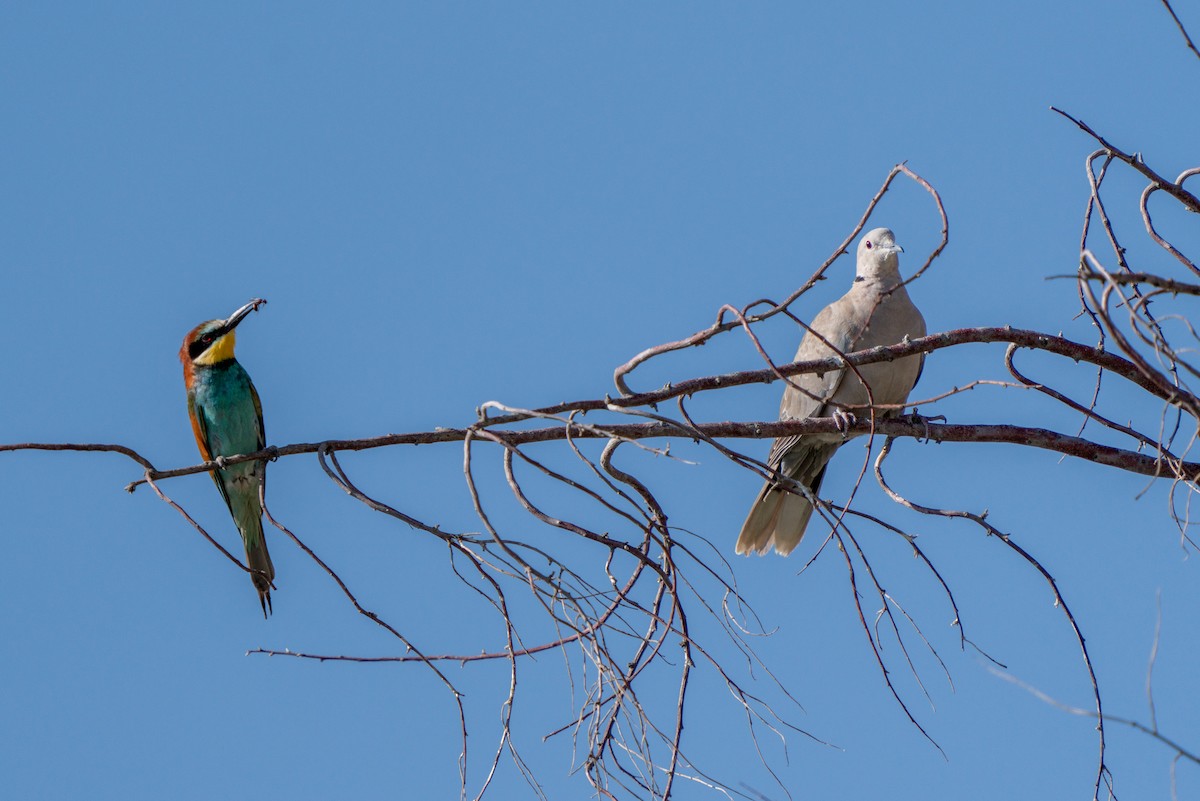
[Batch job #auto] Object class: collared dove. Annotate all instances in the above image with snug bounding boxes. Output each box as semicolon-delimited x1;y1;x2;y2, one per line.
736;227;926;556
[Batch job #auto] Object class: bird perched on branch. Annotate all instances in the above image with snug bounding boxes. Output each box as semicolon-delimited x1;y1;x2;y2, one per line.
737;228;926;556
180;298;274;616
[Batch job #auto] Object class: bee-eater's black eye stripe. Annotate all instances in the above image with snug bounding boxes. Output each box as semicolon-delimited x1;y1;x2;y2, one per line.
189;334;217;361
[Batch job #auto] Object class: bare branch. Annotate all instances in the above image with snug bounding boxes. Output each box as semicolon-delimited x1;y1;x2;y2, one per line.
1160;0;1200;62
1052;107;1200;214
1076;269;1200;295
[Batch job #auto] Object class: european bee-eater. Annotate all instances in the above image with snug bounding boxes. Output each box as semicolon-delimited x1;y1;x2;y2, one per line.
180;298;274;617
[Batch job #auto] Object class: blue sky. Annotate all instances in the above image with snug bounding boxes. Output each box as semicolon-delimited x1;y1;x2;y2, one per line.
2;2;1198;799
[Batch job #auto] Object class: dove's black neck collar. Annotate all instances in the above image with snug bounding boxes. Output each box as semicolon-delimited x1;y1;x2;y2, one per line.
853;272;906;293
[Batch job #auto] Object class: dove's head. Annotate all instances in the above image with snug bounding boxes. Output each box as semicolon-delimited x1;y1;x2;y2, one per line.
855;227;904;280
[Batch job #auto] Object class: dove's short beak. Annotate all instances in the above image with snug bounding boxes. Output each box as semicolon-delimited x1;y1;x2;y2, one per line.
894;244;905;254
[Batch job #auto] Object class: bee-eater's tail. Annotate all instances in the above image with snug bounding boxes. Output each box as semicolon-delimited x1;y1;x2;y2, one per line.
244;519;275;618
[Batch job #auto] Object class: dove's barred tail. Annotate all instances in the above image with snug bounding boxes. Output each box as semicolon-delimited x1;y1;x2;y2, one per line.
737;444;834;555
736;485;818;556
768;492;815;556
736;485;788;555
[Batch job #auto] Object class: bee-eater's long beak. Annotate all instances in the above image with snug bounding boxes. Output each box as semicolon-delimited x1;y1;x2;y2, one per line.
222;298;267;334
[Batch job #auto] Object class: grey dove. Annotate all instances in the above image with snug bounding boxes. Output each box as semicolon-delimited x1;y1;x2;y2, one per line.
736;227;926;556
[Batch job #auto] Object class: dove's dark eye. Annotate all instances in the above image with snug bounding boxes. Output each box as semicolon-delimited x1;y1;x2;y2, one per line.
865;241;873;249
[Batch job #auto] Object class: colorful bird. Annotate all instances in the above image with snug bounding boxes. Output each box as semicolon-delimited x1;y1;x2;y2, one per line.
180;298;274;616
